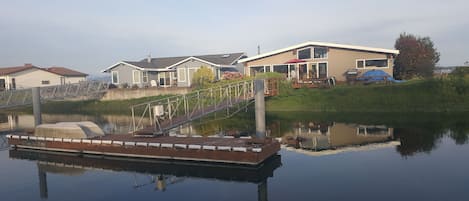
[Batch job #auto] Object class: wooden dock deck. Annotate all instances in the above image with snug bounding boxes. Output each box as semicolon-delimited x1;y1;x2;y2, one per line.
6;133;280;165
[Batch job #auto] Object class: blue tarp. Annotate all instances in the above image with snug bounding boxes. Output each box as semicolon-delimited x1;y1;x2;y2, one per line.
357;70;404;83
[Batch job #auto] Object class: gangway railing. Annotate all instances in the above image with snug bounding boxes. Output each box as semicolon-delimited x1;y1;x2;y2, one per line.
0;81;109;109
130;80;256;134
129;79;279;135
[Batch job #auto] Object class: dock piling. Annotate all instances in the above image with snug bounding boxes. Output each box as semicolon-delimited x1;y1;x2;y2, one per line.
255;79;266;138
32;87;42;126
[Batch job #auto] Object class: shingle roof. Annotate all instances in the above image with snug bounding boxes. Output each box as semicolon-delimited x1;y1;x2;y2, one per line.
0;65;38;76
46;67;88;77
0;64;87;77
124;53;245;69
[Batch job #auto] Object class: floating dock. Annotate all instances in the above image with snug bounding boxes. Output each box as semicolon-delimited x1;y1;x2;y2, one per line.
6;133;280;165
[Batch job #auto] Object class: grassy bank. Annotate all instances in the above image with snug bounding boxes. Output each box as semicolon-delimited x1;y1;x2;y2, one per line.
7;76;469;115
266;77;469;112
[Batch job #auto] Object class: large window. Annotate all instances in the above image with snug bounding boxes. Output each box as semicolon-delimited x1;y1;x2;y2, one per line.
314;47;328;59
298;48;311;59
111;71;119;84
177;68;186;82
365;59;388;67
132;70;141;83
356;59;388;68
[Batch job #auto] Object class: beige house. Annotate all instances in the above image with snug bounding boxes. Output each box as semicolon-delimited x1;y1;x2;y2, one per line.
0;64;88;90
239;41;399;82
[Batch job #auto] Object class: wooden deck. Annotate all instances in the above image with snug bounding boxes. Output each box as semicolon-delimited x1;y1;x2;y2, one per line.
6;133;280;165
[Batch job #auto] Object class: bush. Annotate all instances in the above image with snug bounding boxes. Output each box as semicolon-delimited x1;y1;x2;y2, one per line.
192;66;215;88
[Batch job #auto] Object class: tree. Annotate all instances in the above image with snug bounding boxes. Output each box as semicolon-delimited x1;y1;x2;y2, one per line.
394;33;440;79
192;66;215;88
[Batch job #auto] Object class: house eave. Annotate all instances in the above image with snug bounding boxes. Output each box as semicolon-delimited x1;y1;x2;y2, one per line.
238;41;400;63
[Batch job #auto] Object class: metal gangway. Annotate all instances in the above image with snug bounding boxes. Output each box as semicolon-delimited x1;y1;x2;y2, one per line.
0;81;109;109
130;79;278;135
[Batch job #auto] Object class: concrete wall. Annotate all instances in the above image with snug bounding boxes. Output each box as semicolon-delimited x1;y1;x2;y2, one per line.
244;46;395;81
174;59;216;87
101;87;191;101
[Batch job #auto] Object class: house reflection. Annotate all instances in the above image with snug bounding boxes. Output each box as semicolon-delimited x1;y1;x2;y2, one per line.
9;149;281;201
281;121;396;152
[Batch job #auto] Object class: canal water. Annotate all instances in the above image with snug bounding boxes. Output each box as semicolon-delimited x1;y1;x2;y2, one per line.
1;112;468;201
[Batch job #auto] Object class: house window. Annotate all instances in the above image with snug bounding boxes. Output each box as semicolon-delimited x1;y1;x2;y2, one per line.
298;48;311;60
132;70;141;83
356;60;365;68
142;71;148;83
365;59;388;68
318;63;328;78
178;68;186;82
265;65;271;72
314;47;328;59
41;80;50;85
250;66;264;76
273;65;289;74
356;59;388;68
112;71;119;84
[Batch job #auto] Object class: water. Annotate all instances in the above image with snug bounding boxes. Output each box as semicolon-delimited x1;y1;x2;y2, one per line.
1;112;469;201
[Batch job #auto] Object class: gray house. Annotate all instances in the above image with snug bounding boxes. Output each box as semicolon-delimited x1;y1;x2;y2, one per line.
102;53;246;88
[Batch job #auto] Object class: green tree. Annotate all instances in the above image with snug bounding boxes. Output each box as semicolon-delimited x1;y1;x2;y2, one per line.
394;33;440;79
192;66;215;88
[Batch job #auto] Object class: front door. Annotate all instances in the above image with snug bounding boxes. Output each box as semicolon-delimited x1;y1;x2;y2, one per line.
298;63;308;82
318;63;328;79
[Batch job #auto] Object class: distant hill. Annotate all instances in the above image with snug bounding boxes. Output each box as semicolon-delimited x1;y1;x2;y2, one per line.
87;74;110;82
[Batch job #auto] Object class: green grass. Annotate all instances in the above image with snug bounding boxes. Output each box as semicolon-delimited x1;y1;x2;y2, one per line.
7;76;468;115
266;77;469;112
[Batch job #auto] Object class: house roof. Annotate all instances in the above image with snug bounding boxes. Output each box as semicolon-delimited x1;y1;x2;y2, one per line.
46;67;88;77
238;41;400;63
0;64;87;77
0;65;37;76
102;52;245;72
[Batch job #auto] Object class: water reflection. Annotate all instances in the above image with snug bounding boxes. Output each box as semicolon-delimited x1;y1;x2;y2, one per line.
279;122;396;153
2;112;469;157
9;149;281;200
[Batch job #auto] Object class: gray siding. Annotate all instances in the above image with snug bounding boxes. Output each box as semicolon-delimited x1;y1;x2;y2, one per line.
112;64;134;86
111;63;151;87
174;60;216;87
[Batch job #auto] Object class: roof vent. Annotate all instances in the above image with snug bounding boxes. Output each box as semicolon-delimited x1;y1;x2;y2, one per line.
24;63;33;67
147;54;151;63
221;54;230;58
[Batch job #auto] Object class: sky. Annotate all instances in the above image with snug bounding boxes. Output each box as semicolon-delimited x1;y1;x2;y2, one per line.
1;0;468;75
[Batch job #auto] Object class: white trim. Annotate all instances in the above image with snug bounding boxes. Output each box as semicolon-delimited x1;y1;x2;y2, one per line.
297;47;312;60
317;61;329;79
132;70;141;84
167;56;220;69
177;68;186;82
239;41;400;63
101;61;144;73
230;53;247;65
186;67;199;86
355;58;390;69
111;71;119;84
313;46;328;60
142;71;148;83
